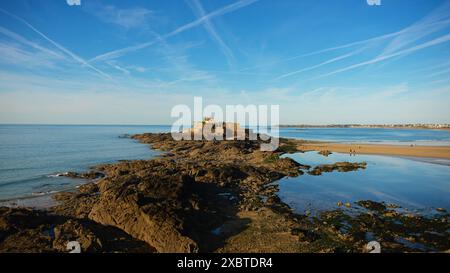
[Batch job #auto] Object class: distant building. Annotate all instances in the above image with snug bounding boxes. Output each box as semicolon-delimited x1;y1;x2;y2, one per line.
182;117;250;140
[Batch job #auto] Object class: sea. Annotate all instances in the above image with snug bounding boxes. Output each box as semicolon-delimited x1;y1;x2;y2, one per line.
0;125;168;201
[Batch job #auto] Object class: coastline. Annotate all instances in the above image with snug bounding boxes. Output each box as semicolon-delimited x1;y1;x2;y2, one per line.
296;141;450;160
2;136;449;208
0;133;449;253
0;133;448;253
278;125;450;131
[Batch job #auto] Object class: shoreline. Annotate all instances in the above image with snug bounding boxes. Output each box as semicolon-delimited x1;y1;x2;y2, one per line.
278;125;450;131
296;141;450;160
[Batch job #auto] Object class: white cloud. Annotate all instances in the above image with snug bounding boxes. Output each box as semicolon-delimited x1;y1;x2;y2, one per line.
0;69;449;124
0;42;58;68
86;4;153;29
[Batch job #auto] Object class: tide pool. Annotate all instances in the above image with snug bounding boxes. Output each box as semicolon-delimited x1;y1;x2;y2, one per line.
278;151;450;214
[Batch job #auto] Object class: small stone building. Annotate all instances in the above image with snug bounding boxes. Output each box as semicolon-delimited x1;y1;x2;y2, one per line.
183;117;249;140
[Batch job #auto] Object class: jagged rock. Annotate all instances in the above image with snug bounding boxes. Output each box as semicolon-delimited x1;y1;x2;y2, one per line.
308;162;367;175
356;200;387;212
0;207;155;253
61;171;105;180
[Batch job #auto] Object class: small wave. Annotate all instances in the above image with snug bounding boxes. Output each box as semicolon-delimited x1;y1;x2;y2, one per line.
47;172;69;178
31;190;58;196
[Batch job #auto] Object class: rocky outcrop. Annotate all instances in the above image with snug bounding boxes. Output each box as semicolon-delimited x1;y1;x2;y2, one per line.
80;134;303;252
308;162;367;175
0;207;154;253
318;150;332;156
60;171;105;180
0;133;303;253
88;166;199;253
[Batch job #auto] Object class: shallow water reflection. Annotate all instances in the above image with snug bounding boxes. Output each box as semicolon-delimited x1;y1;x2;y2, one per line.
278;152;450;214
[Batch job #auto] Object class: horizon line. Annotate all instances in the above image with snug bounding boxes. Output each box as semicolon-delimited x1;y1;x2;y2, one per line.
0;122;449;126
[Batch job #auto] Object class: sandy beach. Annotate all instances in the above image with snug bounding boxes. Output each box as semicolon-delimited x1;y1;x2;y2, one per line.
297;142;450;160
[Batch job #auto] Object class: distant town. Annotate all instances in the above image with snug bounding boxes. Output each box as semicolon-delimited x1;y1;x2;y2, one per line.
279;124;450;129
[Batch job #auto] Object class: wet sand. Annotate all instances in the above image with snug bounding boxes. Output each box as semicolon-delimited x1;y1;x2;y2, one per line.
298;142;450;160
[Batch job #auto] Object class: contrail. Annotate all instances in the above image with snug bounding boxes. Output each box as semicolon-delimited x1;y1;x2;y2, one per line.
313;33;450;80
89;0;258;63
376;1;450;58
187;0;235;66
0;26;66;60
274;49;365;80
240;18;450;72
0;8;112;80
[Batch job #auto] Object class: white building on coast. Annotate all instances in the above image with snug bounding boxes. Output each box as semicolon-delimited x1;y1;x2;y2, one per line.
182;117;251;140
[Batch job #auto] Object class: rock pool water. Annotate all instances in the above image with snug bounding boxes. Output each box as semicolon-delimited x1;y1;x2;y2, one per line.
278;151;450;215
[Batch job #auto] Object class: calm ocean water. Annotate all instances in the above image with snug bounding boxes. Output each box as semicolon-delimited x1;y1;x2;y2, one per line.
277;127;450;145
278;152;450;214
0;125;449;203
0;125;170;201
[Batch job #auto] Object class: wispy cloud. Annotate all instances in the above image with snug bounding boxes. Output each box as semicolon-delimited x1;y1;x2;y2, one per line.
84;3;153;29
273;2;450;82
312;33;450;80
0;26;66;60
106;60;130;75
239;29;404;72
89;0;258;63
164;0;258;39
145;30;215;83
0;42;58;68
88;40;158;64
241;12;450;73
0;8;111;80
426;67;450;78
186;0;235;66
377;1;450;58
274;49;364;80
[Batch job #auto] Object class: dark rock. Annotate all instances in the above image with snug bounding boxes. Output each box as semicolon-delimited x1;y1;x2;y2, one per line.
308;162;367;175
60;171;105;180
0;207;155;253
356;200;387;212
318;150;332;156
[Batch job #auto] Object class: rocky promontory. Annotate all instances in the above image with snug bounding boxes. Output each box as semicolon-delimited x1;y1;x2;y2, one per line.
0;133;448;253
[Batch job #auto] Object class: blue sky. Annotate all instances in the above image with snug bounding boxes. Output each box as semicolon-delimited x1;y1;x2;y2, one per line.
0;0;450;124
